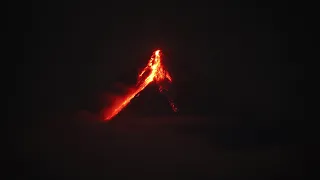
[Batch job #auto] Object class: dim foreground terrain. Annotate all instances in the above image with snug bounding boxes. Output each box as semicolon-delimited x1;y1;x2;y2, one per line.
14;115;303;179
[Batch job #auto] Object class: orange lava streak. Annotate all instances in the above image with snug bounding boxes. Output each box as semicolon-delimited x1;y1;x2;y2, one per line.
103;50;177;120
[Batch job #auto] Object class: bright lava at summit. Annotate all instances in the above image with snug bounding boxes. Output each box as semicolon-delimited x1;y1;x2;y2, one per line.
103;50;178;120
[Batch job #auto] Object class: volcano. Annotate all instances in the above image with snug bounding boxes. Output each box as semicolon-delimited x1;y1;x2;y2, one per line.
102;50;178;121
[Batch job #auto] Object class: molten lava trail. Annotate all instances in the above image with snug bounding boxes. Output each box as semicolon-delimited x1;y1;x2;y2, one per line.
103;50;177;120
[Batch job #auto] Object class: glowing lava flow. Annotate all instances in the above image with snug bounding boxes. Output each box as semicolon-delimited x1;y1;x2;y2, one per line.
103;50;177;120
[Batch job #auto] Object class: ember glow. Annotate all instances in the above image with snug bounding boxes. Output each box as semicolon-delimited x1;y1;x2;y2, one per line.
103;50;177;120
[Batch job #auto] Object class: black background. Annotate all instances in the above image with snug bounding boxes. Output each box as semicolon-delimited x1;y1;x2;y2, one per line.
12;0;304;179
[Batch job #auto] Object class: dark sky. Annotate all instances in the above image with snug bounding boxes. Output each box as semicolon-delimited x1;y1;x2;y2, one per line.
19;1;303;119
13;0;304;178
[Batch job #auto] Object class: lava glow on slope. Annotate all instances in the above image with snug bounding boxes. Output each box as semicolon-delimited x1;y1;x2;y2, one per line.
103;50;177;121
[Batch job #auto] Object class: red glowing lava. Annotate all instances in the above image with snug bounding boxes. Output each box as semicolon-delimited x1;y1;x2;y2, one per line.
103;50;177;121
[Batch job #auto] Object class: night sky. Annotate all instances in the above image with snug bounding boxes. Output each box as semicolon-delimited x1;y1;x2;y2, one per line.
13;0;304;179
